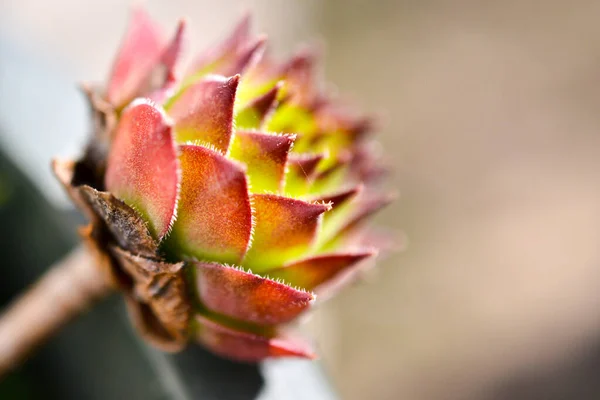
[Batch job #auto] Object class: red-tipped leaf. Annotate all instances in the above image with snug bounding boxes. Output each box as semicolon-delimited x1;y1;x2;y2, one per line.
195;315;315;362
105;100;179;240
193;261;314;325
267;250;376;291
339;192;396;234
216;36;266;77
106;7;164;107
242;194;331;272
229;131;295;193
284;153;324;197
318;190;395;249
281;48;320;108
235;82;282;129
313;185;363;210
188;14;265;77
148;19;188;104
168;75;239;153
165;145;253;264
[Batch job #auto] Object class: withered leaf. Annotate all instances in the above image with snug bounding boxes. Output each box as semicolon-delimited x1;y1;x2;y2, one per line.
78;224;122;288
81;83;117;145
79;186;158;258
112;246;191;346
125;296;187;352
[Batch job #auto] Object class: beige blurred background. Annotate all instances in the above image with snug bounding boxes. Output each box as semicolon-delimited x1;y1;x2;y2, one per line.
3;0;600;399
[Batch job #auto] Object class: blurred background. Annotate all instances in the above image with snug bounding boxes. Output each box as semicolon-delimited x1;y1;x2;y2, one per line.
2;0;600;399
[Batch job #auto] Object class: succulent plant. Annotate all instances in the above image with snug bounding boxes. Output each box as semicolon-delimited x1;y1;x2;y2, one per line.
52;7;393;362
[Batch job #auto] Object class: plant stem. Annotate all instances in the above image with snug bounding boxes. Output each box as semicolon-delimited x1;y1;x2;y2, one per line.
0;246;112;377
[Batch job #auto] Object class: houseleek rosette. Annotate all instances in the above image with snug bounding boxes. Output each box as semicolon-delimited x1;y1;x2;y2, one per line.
53;8;393;362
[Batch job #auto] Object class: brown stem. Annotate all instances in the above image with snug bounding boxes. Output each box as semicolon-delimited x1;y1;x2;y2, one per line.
0;246;112;377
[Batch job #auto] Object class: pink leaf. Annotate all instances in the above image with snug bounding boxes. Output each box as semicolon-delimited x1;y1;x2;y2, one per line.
105;100;179;240
106;7;164;107
148;19;188;104
189;13;250;73
281;48;320;108
195;315;316;362
217;36;267;77
188;14;266;77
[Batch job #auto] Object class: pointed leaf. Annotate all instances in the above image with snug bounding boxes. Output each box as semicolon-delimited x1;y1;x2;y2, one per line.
296;251;377;302
221;12;252;49
188;15;266;78
319;192;395;251
242;194;331;272
313;186;363;249
148;19;188;104
284;153;324;197
235;82;282;129
266;104;318;151
105;100;180;240
160;19;187;80
106;7;164;107
168;75;239;153
193;261;314;325
280;49;320;108
316;102;375;143
313;185;362;210
236;53;284;106
349;142;390;183
312;262;374;302
309;152;352;196
165;145;253;264
229;131;295;194
195;315;315;362
188;13;250;73
215;36;266;77
340;192;396;234
268;250;376;291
